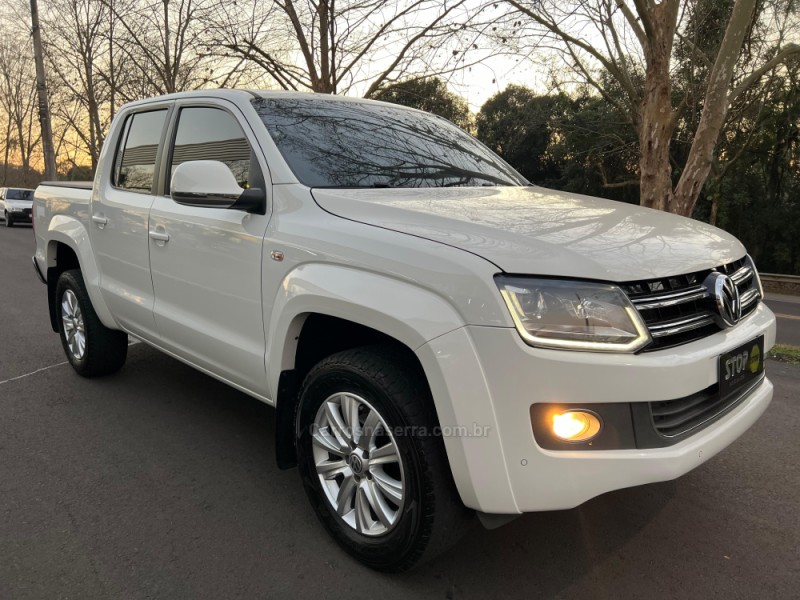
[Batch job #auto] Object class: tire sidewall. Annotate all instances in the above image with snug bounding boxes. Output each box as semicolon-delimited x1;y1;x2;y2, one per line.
297;364;431;570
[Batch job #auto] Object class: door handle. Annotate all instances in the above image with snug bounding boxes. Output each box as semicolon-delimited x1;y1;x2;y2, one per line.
149;229;170;243
92;214;108;228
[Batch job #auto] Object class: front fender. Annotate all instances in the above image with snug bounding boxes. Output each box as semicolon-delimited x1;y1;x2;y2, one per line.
265;263;515;510
266;263;465;396
46;215;117;329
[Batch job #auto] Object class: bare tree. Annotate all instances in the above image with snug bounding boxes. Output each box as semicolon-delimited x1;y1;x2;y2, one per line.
501;0;800;216
208;0;489;96
43;0;111;170
0;36;41;185
101;0;253;100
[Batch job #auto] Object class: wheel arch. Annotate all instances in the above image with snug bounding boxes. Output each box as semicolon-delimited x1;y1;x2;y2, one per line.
44;216;116;331
267;264;466;470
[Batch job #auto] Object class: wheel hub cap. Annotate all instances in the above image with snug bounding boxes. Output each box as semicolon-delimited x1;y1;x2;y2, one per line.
348;452;365;476
311;392;406;536
61;289;86;360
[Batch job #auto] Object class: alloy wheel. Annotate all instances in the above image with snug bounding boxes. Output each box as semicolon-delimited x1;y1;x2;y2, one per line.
61;289;86;360
311;392;405;536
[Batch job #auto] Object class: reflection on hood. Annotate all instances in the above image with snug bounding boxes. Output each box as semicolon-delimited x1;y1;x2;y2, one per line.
312;185;745;281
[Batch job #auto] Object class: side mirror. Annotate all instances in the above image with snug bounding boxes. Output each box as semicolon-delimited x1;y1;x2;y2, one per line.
171;160;265;213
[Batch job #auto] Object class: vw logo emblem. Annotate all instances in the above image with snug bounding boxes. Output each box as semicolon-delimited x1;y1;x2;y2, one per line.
705;272;741;328
348;454;364;475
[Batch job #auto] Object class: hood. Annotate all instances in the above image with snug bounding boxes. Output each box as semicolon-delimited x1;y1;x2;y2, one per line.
311;186;745;282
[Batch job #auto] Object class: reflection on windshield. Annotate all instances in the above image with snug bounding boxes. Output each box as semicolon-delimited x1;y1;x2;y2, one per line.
6;189;33;200
253;97;528;189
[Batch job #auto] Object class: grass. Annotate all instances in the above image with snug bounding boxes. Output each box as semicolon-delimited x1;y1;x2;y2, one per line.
768;344;800;366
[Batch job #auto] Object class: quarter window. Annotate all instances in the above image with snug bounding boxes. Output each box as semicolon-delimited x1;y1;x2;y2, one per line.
170;107;252;190
113;109;167;192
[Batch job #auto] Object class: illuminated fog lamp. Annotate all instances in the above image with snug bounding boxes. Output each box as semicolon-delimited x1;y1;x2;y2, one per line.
552;410;601;442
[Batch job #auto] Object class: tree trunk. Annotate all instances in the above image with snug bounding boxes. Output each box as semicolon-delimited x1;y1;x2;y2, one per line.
163;0;174;94
30;0;58;180
671;0;758;217
84;52;101;170
2;116;11;184
637;1;680;212
709;190;720;226
638;61;675;211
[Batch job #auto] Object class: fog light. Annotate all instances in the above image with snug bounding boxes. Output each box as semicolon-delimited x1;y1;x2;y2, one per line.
552;410;601;442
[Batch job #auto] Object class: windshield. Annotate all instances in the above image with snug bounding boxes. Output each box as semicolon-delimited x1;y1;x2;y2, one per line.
253;97;528;189
6;189;33;200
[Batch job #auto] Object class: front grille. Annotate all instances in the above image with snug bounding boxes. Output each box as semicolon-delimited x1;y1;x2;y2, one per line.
621;256;761;352
649;375;765;438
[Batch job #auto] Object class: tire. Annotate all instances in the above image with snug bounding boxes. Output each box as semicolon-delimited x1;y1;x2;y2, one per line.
296;344;473;572
55;269;128;377
4;212;12;227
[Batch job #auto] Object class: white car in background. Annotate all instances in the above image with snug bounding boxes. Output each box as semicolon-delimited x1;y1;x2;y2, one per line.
1;187;35;227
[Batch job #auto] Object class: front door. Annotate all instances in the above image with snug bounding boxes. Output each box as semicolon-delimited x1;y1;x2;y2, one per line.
148;102;271;395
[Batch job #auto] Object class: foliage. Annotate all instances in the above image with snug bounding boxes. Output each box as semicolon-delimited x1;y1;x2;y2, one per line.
475;85;564;184
704;60;800;274
372;78;472;129
475;85;640;201
768;344;800;366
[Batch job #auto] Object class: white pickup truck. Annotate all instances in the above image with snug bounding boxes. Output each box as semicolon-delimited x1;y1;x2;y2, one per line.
33;90;776;571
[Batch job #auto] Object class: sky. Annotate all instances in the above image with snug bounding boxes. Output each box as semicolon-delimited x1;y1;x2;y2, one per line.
448;56;542;111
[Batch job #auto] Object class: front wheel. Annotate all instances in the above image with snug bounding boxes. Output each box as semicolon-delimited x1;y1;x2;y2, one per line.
296;345;472;572
4;212;12;227
56;269;128;376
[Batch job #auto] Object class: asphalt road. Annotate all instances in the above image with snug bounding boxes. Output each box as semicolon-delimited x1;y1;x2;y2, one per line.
1;223;799;599
764;294;800;346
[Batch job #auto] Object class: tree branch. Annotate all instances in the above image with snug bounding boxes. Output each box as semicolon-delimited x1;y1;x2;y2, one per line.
729;43;800;102
614;0;646;48
505;0;639;104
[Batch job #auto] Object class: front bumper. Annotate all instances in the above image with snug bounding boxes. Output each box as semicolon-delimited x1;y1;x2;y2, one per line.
5;208;32;221
5;210;33;223
416;302;776;514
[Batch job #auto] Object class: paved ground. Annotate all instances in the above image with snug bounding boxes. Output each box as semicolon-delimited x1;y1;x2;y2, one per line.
764;293;800;346
1;223;799;599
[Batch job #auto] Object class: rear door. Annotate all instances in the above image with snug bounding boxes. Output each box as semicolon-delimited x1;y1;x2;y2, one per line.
91;105;171;339
148;100;271;394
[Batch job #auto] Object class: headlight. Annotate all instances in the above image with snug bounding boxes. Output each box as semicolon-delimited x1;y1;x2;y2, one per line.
496;276;651;352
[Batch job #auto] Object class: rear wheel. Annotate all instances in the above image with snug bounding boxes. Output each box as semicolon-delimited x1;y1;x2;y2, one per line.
296;344;472;572
56;269;128;376
4;211;12;227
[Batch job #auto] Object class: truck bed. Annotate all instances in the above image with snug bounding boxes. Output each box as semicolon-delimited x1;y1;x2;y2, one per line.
34;182;93;251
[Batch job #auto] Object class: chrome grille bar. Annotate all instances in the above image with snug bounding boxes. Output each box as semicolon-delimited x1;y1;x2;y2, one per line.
731;266;753;284
740;287;759;308
631;285;709;310
649;312;716;338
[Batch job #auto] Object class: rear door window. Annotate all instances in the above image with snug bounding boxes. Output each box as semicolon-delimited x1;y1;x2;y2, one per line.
113;110;168;192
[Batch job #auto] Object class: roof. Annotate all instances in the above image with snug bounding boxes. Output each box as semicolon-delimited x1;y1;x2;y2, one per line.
120;88;413;112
